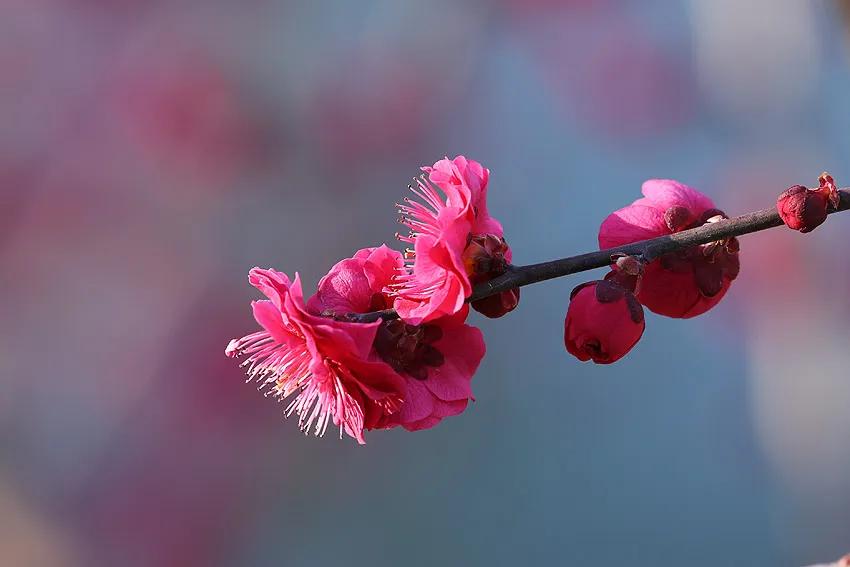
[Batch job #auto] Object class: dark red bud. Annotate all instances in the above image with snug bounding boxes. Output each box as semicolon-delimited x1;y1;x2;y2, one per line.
464;233;520;318
472;288;520;319
564;281;645;364
777;173;840;233
777;184;830;233
462;233;509;282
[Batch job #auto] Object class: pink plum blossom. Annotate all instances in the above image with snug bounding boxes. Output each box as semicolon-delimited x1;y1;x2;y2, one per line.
227;245;486;441
599;179;740;318
309;246;486;432
394;156;517;323
225;266;405;444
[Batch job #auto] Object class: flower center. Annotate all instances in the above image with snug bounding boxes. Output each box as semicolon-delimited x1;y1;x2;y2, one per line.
373;319;444;380
368;292;392;312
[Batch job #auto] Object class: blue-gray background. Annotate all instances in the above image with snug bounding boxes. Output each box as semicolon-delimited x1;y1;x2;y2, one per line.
1;1;849;566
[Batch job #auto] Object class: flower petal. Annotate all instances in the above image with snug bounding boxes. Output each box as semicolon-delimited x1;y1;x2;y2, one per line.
248;267;292;310
640;179;715;215
424;313;483;401
598;204;668;249
396;379;435;424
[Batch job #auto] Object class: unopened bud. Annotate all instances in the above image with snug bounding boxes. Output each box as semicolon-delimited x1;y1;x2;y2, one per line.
564;280;645;364
462;234;509;282
777;173;840;233
472;288;520;319
463;233;520;318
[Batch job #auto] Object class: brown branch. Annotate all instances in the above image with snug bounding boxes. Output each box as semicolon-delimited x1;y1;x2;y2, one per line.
349;188;850;323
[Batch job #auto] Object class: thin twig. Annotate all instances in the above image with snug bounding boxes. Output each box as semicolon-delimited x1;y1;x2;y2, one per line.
348;188;850;323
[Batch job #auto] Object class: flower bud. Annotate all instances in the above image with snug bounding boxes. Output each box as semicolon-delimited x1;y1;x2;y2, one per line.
462;233;509;280
564;280;645;364
777;173;840;233
472;287;520;319
463;233;521;318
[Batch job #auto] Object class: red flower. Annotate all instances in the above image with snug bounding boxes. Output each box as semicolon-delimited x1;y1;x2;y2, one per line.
599;179;740;318
777;172;840;233
225;267;404;444
393;156;518;323
308;246;486;432
565;279;645;364
226;245;486;442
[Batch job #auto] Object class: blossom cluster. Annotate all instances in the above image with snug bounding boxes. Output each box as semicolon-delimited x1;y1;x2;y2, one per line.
566;179;741;364
226;157;513;443
227;159;745;442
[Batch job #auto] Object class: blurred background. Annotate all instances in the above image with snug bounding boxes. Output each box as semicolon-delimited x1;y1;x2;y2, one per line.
1;1;849;565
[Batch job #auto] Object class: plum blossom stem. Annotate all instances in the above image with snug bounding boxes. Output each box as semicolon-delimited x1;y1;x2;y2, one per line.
350;188;850;323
